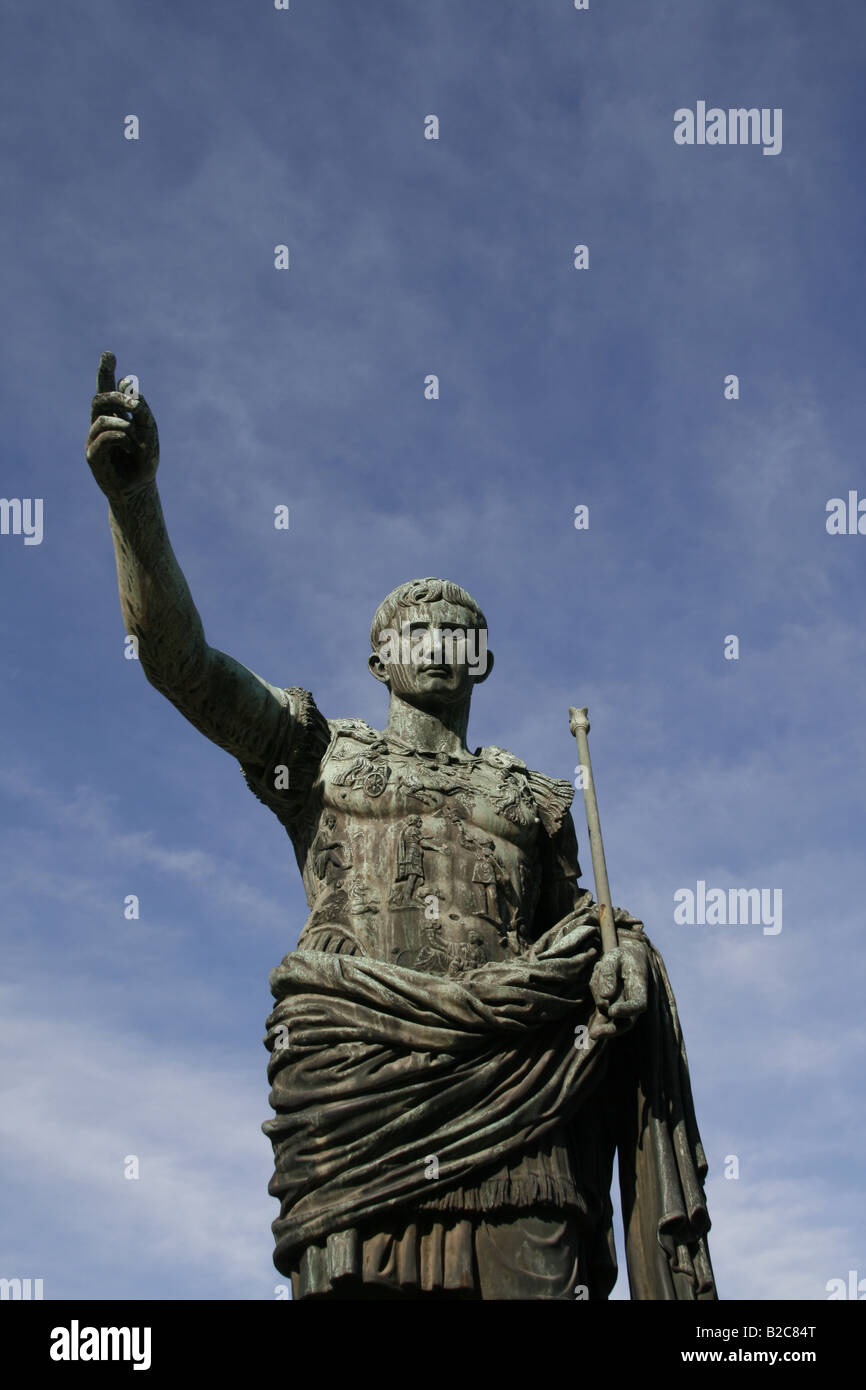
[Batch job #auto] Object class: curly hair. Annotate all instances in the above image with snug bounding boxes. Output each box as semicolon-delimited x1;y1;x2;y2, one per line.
369;577;487;649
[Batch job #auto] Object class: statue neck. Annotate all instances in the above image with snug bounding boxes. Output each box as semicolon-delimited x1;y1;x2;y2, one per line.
384;692;470;754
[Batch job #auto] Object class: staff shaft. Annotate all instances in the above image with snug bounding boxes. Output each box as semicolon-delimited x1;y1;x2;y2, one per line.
569;706;619;955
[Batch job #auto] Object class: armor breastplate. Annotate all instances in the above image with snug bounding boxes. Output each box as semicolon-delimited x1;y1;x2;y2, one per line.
296;722;546;975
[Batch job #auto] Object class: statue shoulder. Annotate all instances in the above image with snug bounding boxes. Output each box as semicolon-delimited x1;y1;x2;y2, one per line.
324;714;381;744
525;766;576;839
239;687;331;823
478;743;574;838
259;690;381;758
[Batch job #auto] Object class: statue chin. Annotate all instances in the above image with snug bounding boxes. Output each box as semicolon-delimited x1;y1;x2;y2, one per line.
398;685;467;711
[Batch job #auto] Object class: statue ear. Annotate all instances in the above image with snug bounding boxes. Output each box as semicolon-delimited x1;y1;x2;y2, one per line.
471;649;494;686
368;652;391;686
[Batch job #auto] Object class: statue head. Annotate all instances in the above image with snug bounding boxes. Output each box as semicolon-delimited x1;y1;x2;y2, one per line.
368;577;494;708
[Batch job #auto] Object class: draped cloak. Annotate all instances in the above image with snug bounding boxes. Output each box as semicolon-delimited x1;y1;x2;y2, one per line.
262;899;717;1299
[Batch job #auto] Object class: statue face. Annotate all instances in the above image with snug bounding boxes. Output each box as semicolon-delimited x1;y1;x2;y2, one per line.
369;603;493;708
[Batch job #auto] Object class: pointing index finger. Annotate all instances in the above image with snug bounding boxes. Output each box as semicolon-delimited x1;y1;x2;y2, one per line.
97;351;117;395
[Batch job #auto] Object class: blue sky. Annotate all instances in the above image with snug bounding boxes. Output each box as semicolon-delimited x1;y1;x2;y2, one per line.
1;0;865;1300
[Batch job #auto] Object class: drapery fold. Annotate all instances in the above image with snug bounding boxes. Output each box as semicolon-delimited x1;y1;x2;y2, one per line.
612;943;717;1298
263;906;717;1298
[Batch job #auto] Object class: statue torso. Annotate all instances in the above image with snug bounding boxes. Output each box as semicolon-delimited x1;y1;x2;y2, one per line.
293;720;547;974
245;695;591;1236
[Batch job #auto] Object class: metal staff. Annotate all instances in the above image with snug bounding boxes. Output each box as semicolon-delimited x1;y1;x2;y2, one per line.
568;705;618;956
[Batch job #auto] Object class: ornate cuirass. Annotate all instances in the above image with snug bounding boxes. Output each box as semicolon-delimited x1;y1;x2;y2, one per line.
242;696;579;977
301;721;550;972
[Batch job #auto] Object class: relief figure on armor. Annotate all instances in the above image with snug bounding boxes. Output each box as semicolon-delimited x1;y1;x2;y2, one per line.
457;822;507;928
388;815;450;909
311;813;349;886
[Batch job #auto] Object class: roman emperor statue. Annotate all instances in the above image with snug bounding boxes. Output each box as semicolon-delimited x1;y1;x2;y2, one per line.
87;353;716;1301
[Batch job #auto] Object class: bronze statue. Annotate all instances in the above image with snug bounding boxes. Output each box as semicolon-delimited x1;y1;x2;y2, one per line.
87;351;716;1300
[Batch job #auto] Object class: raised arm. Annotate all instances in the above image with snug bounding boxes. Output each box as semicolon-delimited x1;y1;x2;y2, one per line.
86;351;286;766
